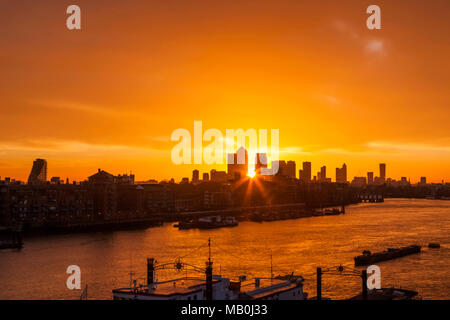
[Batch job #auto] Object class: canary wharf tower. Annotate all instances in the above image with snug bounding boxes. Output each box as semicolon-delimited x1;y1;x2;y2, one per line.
27;158;47;184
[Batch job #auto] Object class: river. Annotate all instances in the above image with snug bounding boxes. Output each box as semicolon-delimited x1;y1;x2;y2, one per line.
0;198;449;300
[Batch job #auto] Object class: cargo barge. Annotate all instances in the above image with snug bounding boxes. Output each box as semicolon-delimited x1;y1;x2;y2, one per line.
354;245;421;266
349;288;418;300
174;216;238;230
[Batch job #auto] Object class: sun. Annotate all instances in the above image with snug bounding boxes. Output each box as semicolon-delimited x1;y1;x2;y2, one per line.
248;169;256;178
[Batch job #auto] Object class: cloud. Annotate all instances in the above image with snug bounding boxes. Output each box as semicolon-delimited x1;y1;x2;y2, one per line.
365;39;385;54
280;147;311;156
322;95;340;105
333;20;386;56
30;100;144;118
0;140;166;158
366;141;450;154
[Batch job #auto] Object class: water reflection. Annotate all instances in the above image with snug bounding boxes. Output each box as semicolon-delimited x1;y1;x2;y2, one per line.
0;199;449;300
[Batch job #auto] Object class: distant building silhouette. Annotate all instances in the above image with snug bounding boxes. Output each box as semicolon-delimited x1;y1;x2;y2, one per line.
227;147;248;180
299;162;311;183
318;166;327;182
336;163;347;183
255;153;268;175
88;169;115;184
192;169;199;183
88;169;134;185
28;158;47;184
286;161;296;179
379;163;386;182
272;160;286;176
271;160;296;178
50;177;62;184
116;173;135;184
351;176;367;187
210;169;227;183
203;172;209;182
367;172;374;184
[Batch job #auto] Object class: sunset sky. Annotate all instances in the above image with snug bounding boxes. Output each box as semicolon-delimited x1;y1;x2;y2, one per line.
1;0;449;183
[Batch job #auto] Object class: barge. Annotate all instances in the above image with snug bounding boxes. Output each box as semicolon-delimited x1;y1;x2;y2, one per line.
354;245;421;266
175;216;238;230
349;288;418;300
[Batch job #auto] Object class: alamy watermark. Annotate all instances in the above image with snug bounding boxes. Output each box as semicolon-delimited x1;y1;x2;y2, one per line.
367;264;381;289
65;5;381;31
170;121;280;175
66;265;81;290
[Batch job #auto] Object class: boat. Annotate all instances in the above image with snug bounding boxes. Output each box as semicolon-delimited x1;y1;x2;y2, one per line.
177;216;238;230
312;210;324;216
313;208;343;217
249;213;264;222
323;209;341;216
112;254;307;300
113;275;307;300
0;229;24;250
354;245;421;266
0;240;23;250
349;288;418;300
428;243;440;248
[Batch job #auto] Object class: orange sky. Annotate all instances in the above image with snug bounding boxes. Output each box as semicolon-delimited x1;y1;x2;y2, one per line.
1;0;449;183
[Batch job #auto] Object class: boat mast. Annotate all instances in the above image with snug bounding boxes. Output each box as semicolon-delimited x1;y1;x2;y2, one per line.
208;237;211;263
270;250;273;282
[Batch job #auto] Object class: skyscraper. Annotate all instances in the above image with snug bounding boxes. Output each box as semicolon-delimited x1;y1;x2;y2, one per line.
367;172;374;184
336;163;347;183
27;158;47;184
286;161;296;179
210;169;227;183
300;162;311;183
271;160;287;176
227;147;248;180
379;163;386;182
320;166;327;182
254;153;268;175
192;169;199;183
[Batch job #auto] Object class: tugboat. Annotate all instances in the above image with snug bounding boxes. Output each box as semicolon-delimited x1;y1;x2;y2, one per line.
354;245;421;266
176;216;238;230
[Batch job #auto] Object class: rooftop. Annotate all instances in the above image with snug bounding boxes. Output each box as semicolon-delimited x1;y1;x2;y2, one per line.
113;277;222;297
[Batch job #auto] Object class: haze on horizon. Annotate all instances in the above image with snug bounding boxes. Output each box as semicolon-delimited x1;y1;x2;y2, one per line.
1;0;449;183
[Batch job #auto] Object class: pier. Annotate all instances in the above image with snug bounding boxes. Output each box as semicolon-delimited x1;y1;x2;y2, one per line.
358;193;384;203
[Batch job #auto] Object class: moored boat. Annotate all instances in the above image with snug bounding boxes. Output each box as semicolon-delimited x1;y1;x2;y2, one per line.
112;250;307;300
349;288;418;300
354;245;421;266
177;216;238;230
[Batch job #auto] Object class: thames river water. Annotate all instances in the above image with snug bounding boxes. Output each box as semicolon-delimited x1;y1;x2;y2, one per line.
1;198;449;300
